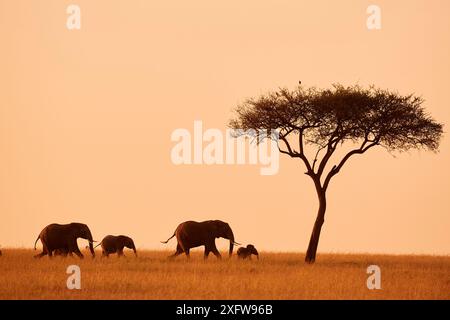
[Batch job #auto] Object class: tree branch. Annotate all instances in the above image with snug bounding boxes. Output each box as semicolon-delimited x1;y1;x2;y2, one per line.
279;136;298;157
298;129;305;155
312;144;327;172
297;129;313;175
277;131;313;176
278;146;292;156
316;133;340;178
322;138;380;191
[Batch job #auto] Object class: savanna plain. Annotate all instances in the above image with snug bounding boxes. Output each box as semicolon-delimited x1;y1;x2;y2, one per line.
0;249;449;300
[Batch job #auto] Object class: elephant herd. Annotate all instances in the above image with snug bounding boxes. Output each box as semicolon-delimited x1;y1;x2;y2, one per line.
32;223;136;258
26;220;259;260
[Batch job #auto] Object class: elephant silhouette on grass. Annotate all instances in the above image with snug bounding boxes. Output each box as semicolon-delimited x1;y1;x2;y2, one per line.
94;235;137;257
34;223;96;259
237;244;259;260
161;220;240;259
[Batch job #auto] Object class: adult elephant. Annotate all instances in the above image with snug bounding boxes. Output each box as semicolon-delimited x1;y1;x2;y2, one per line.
95;235;137;257
34;223;96;259
161;220;240;259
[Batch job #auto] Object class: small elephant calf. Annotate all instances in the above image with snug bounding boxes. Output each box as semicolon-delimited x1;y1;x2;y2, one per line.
237;244;259;260
95;235;137;258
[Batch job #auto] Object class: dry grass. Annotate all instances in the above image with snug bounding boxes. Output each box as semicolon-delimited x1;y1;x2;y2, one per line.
0;249;449;300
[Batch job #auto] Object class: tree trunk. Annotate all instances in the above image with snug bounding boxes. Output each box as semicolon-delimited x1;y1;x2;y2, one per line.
305;191;326;264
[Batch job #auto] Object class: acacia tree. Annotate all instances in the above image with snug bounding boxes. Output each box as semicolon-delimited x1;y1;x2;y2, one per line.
229;84;443;263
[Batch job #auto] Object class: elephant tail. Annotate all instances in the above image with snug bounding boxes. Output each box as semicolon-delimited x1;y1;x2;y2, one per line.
161;232;176;244
93;242;102;249
33;235;40;250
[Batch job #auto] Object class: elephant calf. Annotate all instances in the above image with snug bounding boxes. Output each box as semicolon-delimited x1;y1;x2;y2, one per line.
95;235;137;258
237;244;259;260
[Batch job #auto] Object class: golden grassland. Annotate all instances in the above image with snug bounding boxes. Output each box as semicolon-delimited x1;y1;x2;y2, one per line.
0;249;449;300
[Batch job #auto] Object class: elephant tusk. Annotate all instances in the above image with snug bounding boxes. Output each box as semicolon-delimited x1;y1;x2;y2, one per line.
233;241;241;246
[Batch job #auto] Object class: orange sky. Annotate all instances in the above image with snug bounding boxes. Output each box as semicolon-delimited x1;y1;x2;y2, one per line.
1;0;449;254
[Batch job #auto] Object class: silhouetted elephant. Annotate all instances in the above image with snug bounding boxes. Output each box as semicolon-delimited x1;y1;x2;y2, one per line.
95;235;137;257
237;244;259;260
34;223;96;259
161;220;240;259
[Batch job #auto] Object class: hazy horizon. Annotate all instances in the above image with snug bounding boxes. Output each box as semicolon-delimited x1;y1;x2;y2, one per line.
1;0;450;255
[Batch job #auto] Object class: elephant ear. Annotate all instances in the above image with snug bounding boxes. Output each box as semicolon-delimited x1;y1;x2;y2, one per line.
208;221;220;236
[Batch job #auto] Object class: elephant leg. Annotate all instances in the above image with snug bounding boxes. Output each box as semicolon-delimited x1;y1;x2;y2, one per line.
204;248;211;260
184;248;190;259
34;242;49;258
205;241;221;259
69;242;84;259
47;248;53;258
211;246;222;259
73;249;84;259
34;250;48;259
46;244;54;258
118;249;124;258
34;252;47;258
169;244;183;258
173;244;184;257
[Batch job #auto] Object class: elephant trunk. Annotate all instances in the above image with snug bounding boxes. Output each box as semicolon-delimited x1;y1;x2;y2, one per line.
88;241;95;258
254;249;259;260
228;231;235;258
86;232;95;258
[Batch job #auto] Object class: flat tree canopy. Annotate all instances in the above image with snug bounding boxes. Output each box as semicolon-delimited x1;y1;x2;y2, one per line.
230;84;443;263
